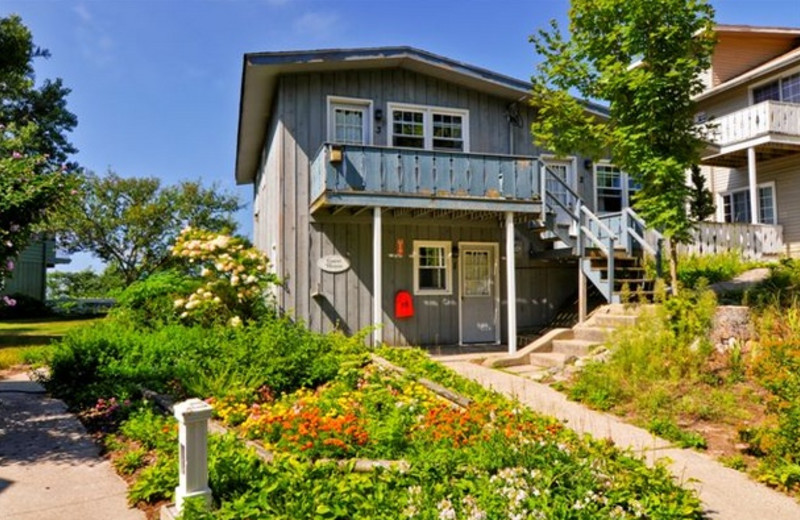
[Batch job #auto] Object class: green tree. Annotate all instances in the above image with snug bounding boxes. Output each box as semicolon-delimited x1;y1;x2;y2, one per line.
530;0;716;292
689;164;715;222
0;14;78;291
47;267;125;299
55;171;241;286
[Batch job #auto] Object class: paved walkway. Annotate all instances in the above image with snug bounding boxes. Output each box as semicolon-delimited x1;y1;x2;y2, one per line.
443;361;800;520
0;373;143;520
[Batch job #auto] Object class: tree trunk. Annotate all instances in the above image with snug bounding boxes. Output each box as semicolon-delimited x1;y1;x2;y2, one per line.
668;238;679;296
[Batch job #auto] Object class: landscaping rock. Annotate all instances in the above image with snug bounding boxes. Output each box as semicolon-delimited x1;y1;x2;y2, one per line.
710;306;754;353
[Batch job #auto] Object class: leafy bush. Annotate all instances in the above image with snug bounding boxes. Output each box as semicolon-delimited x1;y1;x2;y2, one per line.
111;270;200;328
44;316;366;408
746;258;800;307
674;251;760;288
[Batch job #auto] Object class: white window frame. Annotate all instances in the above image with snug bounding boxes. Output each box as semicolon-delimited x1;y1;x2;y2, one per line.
387;102;470;152
749;64;800;105
593;162;639;213
716;181;777;225
541;155;577;197
327;96;373;145
412;240;453;295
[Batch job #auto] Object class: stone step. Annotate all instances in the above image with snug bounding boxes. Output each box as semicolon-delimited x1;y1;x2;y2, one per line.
527;351;573;368
594;313;639;327
551;339;599;357
572;325;614;342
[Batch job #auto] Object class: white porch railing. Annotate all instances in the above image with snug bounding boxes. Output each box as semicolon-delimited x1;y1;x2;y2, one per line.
677;222;784;259
706;101;800;148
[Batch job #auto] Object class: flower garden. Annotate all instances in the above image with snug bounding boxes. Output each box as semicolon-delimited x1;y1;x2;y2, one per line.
39;230;707;519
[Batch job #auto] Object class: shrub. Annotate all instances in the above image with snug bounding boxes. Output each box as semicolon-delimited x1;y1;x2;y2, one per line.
111;270;200;328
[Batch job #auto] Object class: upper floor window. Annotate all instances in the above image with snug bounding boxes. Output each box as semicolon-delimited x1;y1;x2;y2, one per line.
595;164;640;213
388;103;469;152
328;97;372;145
752;72;800;104
543;158;576;209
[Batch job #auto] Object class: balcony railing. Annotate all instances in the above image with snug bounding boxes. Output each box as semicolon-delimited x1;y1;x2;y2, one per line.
703;100;800;149
677;221;783;260
310;144;542;213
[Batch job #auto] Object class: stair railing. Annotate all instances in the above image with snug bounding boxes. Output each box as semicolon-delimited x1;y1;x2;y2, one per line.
598;207;664;278
539;160;618;301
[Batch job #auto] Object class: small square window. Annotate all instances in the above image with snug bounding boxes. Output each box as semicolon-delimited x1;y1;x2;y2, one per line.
413;241;452;295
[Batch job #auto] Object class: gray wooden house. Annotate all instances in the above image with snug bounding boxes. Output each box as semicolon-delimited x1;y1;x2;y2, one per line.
235;47;660;350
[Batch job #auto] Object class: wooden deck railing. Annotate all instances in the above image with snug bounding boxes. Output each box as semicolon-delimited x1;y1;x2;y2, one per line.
705;100;800;148
677;222;784;259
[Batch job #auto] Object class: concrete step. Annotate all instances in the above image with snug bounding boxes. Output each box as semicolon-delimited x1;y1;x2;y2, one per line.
504;364;548;377
528;351;573;368
572;325;614;342
594;313;639;328
551;339;599;357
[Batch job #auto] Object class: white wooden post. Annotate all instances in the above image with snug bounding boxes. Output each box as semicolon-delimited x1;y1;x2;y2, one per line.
373;206;382;347
748;147;758;224
505;211;517;354
174;398;213;513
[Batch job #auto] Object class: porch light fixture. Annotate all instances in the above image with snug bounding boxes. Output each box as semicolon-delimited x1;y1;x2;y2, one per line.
329;145;343;163
451;245;459;259
374;108;383;122
583;159;593;170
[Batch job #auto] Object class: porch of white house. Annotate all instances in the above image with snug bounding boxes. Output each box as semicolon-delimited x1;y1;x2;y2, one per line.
699;100;799;255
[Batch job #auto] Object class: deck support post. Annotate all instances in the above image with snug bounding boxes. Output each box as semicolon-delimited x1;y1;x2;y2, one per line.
748;147;758;225
505;211;517;354
373;206;382;347
578;266;587;323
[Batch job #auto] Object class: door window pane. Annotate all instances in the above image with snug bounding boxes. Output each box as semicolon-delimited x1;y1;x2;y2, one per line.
759;185;776;224
781;72;800;103
753;80;781;103
463;250;490;296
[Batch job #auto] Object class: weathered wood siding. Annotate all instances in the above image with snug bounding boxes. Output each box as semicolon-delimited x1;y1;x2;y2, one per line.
254;67;583;343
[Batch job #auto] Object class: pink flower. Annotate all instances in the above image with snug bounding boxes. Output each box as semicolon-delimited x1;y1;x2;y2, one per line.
11;151;21;159
2;296;16;307
6;260;14;271
70;189;78;195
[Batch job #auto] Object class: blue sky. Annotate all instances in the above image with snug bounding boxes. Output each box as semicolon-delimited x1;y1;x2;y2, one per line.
5;0;799;272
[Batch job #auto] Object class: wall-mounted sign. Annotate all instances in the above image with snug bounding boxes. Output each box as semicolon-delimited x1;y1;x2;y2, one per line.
318;254;350;273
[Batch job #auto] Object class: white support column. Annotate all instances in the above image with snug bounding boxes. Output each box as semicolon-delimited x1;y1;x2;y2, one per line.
373;206;382;347
748;147;758;224
505;211;517;354
173;398;213;514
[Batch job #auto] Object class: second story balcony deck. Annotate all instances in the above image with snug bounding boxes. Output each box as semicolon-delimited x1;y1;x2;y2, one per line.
310;144;543;215
700;100;800;167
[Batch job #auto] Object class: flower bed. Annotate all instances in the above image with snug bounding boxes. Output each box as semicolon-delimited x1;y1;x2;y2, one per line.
106;354;705;519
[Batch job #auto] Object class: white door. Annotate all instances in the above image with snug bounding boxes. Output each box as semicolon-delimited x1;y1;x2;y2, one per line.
459;243;499;344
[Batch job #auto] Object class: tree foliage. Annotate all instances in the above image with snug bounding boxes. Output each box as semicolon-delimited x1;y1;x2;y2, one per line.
0;14;78;290
47;268;125;299
530;0;716;242
55;171;241;285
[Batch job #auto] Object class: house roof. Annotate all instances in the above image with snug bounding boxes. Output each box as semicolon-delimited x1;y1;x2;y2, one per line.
234;46;607;185
713;24;800;38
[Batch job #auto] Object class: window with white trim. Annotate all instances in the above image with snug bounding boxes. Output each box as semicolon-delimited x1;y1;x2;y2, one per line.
595;164;640;213
328;97;371;145
413;241;452;295
388;103;468;152
752;72;800;104
721;183;776;224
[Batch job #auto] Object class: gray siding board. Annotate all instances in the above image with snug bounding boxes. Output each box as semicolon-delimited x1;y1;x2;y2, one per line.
260;65;583;345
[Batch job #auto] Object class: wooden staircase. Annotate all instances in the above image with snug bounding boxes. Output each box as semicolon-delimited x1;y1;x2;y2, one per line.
531;160;664;305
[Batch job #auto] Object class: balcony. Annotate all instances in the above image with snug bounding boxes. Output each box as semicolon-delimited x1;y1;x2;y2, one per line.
310;144;543;215
700;101;800;167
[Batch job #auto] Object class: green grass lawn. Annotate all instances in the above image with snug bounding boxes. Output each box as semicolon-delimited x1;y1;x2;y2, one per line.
0;317;100;369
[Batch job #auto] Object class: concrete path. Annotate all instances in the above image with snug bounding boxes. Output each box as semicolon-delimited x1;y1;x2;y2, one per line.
0;373;143;520
443;361;800;520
